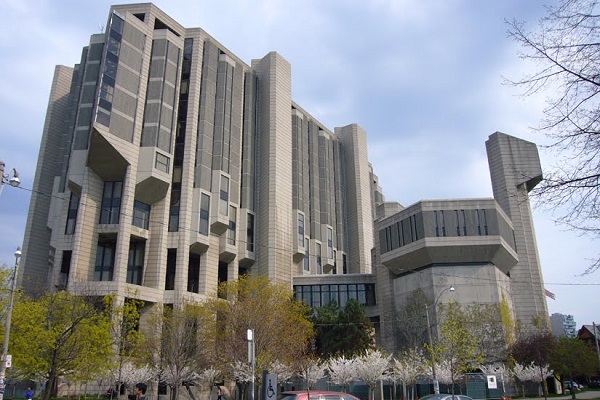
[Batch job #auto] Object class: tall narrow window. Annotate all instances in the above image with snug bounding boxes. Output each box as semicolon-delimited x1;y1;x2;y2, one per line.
455;210;461;236
199;193;210;235
434;211;440;237
440;210;446;237
316;243;322;274
461;210;467;236
165;249;176;290
219;175;229;216
482;209;488;235
168;181;181;232
304;238;310;271
187;253;199;293
60;251;72;289
95;241;115;281
327;227;333;259
227;206;236;245
100;181;123;224
65;192;80;234
127;241;145;285
133;200;151;229
246;213;255;252
298;213;305;247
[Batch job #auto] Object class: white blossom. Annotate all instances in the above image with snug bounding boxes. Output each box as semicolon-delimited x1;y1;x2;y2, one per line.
160;365;197;387
327;356;356;391
299;360;326;389
353;350;391;400
391;348;427;386
199;367;221;384
270;360;294;384
231;360;253;384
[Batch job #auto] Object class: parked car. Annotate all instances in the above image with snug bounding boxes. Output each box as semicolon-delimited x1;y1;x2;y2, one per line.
420;395;474;400
565;381;583;391
280;390;361;400
588;380;600;389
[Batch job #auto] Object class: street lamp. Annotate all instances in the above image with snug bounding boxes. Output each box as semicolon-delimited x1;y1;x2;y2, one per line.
0;161;20;196
0;247;21;400
425;285;455;394
247;329;255;400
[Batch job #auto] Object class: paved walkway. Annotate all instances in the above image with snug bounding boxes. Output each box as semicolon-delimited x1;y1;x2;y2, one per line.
528;391;600;400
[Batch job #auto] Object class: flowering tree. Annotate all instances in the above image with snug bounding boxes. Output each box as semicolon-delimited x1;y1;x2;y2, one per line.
391;348;427;400
353;350;391;400
298;358;326;390
270;360;294;387
117;362;155;390
327;356;356;393
231;360;253;400
480;364;511;397
199;368;222;400
511;362;539;398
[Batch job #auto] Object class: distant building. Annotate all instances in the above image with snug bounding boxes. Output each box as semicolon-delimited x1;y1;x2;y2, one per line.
20;2;550;357
550;313;577;338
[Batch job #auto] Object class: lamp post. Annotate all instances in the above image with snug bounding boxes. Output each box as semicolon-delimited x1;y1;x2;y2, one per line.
425;285;455;394
0;162;20;196
0;247;21;400
247;329;255;400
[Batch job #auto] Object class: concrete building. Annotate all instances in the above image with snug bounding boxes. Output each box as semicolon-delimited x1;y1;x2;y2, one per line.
550;313;577;338
20;3;549;355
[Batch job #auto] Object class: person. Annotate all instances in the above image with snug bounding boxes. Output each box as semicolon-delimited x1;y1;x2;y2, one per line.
25;387;34;400
217;387;222;400
134;382;147;400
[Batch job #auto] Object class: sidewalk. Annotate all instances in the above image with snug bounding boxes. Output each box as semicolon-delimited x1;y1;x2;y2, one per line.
529;391;600;400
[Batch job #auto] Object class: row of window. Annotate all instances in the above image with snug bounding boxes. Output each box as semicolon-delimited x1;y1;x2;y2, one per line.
294;283;376;308
96;13;124;127
298;212;335;273
380;209;491;254
66;181;255;252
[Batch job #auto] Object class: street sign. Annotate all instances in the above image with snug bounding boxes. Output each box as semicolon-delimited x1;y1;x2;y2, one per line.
263;373;277;400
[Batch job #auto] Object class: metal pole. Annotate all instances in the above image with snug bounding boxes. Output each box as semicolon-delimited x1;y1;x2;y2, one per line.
0;247;21;400
593;322;600;374
425;304;439;394
248;329;255;400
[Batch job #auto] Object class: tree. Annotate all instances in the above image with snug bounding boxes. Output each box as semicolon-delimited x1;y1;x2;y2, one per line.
9;291;113;400
434;301;483;395
511;362;540;398
463;303;511;364
104;295;146;393
142;301;216;400
353;350;391;400
312;299;374;358
550;336;599;396
509;329;555;369
207;275;313;379
394;289;430;351
391;347;427;400
327;355;356;393
297;356;325;390
506;0;600;272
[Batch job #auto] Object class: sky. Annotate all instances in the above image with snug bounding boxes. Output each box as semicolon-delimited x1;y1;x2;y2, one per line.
0;0;598;328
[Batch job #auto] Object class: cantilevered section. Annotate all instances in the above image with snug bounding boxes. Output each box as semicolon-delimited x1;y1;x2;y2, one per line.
378;199;518;275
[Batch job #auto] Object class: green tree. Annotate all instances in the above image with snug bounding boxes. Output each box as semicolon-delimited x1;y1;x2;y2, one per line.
9;291;113;400
550;336;598;396
509;329;556;398
312;299;374;358
463;303;510;364
206;275;313;385
433;301;482;395
506;0;600;271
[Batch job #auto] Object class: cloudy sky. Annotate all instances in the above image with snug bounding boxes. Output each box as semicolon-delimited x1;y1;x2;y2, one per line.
0;0;597;327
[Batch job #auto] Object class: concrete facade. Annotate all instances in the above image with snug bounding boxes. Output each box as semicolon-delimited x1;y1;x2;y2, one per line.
21;3;549;356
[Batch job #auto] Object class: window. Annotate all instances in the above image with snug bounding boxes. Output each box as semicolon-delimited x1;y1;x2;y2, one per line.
155;152;170;173
219;175;229;216
65;192;80;234
187;253;199;293
434;210;440;237
100;181;122;224
165;249;176;290
95;241;115;281
168;182;180;232
298;213;305;247
199;193;210;235
462;210;467;236
477;209;488;236
440;210;446;236
246;213;255;252
455;210;461;236
133;200;151;229
227;206;236;245
127;241;145;285
316;243;322;274
327;227;333;258
304;238;310;271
